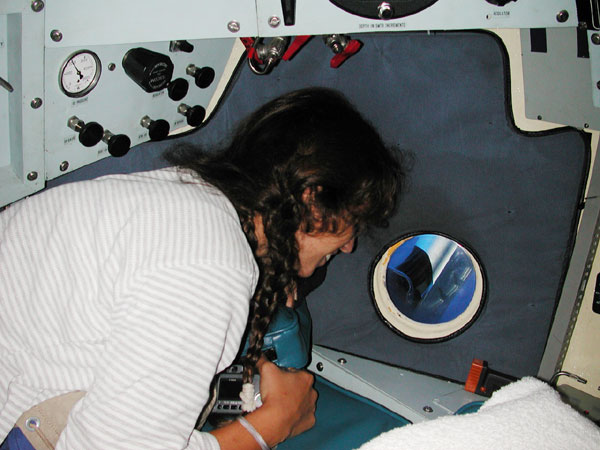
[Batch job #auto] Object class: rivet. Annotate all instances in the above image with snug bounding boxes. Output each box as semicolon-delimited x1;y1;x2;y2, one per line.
337;358;347;365
108;63;116;71
268;16;281;28
59;161;69;172
30;0;44;12
423;406;433;413
50;29;63;42
592;33;600;45
316;362;324;372
227;21;240;33
556;10;569;23
25;417;40;431
30;97;43;109
27;171;38;181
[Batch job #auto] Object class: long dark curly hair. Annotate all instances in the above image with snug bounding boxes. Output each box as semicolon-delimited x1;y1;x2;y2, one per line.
165;87;404;383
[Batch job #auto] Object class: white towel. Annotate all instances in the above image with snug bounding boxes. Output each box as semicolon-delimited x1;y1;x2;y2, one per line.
357;377;600;450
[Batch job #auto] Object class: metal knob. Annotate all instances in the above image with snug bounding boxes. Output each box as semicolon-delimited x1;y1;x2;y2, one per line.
140;115;170;141
102;130;131;157
68;116;103;147
377;2;393;20
177;104;206;127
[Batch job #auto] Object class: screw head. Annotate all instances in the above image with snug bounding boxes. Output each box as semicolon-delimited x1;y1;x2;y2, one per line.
59;161;69;172
108;63;116;71
556;10;569;23
316;362;324;372
227;20;240;33
268;16;281;28
30;97;43;109
50;29;63;42
592;34;600;45
423;406;433;413
337;358;347;365
31;0;44;12
27;171;38;181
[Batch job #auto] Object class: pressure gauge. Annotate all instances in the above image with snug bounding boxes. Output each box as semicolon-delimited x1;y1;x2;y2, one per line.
59;50;102;98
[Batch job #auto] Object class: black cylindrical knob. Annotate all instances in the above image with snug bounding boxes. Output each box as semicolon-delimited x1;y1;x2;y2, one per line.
186;64;215;89
122;48;174;93
68;116;103;147
102;130;131;157
177;104;206;127
140;115;170;141
168;78;189;101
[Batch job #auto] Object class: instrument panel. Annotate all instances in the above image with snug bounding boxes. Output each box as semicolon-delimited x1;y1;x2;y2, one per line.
0;0;578;207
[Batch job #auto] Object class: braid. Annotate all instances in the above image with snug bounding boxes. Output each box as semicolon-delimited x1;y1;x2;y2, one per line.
242;184;301;383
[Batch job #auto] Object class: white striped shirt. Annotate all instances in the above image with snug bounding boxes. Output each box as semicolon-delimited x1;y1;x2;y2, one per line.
0;167;258;449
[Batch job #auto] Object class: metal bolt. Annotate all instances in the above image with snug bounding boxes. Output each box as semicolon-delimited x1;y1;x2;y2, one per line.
423;406;433;413
30;97;42;109
50;29;63;42
556;10;569;23
27;171;38;181
59;161;69;172
268;16;281;28
592;33;600;45
227;20;240;33
31;0;44;12
337;358;347;365
316;362;324;372
108;63;116;71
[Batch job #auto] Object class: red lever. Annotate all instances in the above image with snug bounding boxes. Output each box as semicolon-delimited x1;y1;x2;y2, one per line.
282;35;312;61
239;37;263;64
330;39;362;68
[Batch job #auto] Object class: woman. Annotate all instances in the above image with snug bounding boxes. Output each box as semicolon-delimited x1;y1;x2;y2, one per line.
0;87;402;449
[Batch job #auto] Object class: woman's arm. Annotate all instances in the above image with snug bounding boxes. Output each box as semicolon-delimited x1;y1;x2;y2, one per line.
210;358;317;449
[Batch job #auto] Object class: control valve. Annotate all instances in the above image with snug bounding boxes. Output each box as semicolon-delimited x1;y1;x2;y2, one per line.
178;104;206;127
140;115;170;141
186;64;215;88
68;116;103;147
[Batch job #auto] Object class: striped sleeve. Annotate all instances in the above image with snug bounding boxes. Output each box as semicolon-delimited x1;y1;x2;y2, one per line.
57;262;253;450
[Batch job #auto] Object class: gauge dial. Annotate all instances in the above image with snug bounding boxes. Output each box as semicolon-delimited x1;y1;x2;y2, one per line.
59;50;101;98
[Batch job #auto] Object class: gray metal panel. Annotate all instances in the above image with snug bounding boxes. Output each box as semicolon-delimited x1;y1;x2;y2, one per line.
44;1;258;47
0;3;45;207
309;345;486;424
43;38;237;180
257;0;577;37
522;27;600;130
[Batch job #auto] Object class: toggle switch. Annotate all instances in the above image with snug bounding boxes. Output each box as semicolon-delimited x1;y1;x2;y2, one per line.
281;0;296;25
167;78;189;101
140;115;170;141
177;104;206;127
68;116;103;147
169;40;195;53
102;130;131;157
186;64;215;88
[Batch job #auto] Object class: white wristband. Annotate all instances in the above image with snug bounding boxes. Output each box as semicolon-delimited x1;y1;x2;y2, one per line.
238;416;270;450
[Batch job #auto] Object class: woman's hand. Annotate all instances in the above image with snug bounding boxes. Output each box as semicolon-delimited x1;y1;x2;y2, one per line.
253;357;317;443
210;357;317;449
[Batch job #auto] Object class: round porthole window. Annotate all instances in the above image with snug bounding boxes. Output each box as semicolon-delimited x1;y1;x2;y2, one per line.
370;232;486;342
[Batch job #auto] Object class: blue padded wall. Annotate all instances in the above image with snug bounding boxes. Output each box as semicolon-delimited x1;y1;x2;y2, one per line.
49;31;589;382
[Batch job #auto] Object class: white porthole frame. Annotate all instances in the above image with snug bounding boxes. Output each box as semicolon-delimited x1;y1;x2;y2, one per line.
370;232;487;342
